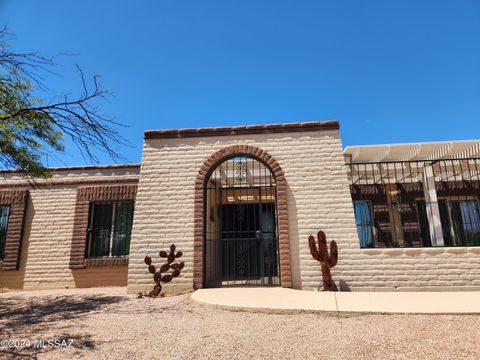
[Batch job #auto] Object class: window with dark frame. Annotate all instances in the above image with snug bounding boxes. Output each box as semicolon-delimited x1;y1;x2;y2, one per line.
349;158;480;249
0;205;10;261
417;199;480;247
86;201;134;258
353;201;375;248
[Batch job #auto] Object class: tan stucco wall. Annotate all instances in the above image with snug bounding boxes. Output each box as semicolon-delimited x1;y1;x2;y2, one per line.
2;132;480;293
127;129;362;294
129;130;480;294
0;167;138;291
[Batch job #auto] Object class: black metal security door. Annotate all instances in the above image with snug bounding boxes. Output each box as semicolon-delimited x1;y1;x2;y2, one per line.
204;156;279;288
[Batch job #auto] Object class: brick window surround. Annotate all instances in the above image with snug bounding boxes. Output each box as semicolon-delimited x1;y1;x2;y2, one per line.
0;189;29;271
69;184;137;269
193;145;291;289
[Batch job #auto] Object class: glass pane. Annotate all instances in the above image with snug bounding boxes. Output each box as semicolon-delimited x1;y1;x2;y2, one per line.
112;202;134;256
448;200;480;247
436;200;453;246
0;206;10;261
353;202;375;248
416;200;453;246
89;203;113;257
416;200;431;247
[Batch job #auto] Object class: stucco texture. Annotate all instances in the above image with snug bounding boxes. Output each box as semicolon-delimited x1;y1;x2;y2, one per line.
0;167;138;290
127;129;362;294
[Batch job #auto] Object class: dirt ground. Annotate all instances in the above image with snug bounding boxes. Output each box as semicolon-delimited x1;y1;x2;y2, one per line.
0;287;479;360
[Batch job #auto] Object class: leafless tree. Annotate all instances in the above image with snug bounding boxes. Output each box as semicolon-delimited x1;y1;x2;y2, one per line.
0;26;127;177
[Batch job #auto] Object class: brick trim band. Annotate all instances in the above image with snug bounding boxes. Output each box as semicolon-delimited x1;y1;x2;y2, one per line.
0;178;139;189
0;190;28;271
193;145;291;289
145;120;339;139
69;184;137;269
84;257;129;267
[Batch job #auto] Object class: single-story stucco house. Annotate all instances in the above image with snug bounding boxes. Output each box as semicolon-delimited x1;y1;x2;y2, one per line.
1;120;480;294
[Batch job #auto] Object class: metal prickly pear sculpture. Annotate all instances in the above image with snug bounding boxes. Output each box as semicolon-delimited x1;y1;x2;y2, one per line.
144;244;185;297
308;230;338;291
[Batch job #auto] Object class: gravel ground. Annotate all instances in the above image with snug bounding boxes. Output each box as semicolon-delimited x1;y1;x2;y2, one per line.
1;287;480;360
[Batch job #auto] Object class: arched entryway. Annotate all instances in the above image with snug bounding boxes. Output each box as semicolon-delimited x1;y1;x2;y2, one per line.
204;156;278;287
193;145;291;289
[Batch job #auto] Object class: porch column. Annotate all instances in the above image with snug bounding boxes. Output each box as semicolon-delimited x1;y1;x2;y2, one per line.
423;165;444;246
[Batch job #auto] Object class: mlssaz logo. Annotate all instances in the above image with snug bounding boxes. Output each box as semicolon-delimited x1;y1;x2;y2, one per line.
34;339;74;349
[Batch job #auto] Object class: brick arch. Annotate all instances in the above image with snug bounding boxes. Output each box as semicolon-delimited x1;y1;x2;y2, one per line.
193;145;291;289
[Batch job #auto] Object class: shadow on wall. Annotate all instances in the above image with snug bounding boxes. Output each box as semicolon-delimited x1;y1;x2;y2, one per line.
286;181;302;289
72;266;129;288
0;293;125;359
338;280;352;292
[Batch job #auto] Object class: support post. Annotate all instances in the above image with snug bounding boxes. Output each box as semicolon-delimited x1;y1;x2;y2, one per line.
423;165;444;246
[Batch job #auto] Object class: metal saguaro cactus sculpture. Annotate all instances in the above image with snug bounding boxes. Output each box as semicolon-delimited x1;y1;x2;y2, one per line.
144;244;185;297
308;230;338;292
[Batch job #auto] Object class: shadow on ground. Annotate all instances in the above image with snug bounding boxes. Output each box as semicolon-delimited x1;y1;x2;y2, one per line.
0;334;95;360
0;294;126;359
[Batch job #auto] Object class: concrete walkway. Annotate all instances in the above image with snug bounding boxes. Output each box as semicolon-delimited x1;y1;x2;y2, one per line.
191;287;480;314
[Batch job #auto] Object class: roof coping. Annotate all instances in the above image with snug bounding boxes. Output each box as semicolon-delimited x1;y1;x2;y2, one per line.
144;120;340;139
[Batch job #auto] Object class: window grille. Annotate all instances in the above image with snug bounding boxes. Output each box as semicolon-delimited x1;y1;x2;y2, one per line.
353;201;375;248
0;206;10;261
347;158;480;248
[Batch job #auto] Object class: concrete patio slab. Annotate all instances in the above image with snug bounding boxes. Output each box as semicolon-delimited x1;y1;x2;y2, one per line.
191;287;480;314
192;287;337;313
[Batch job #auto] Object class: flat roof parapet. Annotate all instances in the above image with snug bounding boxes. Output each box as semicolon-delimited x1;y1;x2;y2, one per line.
144;120;340;139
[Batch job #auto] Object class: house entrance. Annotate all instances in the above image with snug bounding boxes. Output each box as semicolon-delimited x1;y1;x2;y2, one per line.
204;156;279;287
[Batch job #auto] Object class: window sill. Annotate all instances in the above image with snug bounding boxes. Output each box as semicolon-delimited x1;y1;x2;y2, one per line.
84;257;129;267
361;246;480;255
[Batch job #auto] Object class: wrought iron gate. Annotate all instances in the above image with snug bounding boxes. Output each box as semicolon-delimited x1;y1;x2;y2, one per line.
204;156;280;287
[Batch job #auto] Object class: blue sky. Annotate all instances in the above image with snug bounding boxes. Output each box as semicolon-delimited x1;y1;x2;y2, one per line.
2;1;480;166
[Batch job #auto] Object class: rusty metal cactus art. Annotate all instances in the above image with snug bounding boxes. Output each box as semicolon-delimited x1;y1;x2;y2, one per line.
144;244;185;297
308;230;338;292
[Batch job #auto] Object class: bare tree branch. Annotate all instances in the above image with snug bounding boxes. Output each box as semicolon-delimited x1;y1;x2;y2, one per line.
0;26;129;177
